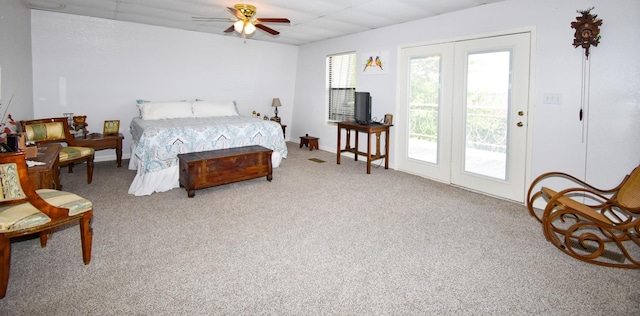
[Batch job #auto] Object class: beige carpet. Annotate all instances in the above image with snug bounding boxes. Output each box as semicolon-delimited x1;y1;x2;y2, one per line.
1;142;638;315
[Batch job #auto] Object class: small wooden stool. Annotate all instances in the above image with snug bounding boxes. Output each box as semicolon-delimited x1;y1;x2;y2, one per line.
299;135;319;151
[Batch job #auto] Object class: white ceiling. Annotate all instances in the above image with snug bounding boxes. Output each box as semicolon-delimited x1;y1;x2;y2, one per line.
26;0;506;46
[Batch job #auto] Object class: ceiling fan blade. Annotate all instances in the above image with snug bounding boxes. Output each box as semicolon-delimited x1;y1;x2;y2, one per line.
256;18;290;24
255;24;280;36
227;6;246;20
192;17;234;21
224;25;235;33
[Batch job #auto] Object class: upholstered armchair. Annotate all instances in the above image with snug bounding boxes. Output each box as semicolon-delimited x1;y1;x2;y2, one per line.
0;152;93;298
20;117;94;184
527;165;640;268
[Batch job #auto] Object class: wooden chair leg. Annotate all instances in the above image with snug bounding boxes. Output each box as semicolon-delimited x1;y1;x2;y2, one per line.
67;163;74;173
0;237;11;299
39;230;51;248
80;212;93;265
86;160;94;184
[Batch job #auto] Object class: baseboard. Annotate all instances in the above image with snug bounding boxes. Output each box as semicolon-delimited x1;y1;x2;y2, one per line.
94;153;131;163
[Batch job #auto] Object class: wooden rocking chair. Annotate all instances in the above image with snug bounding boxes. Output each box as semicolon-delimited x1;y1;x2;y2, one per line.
526;165;640;268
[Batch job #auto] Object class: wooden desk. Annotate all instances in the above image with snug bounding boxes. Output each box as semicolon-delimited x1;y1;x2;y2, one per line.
28;144;61;190
74;133;124;167
336;121;392;174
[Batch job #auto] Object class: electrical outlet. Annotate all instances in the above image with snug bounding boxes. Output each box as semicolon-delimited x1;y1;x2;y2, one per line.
543;93;562;105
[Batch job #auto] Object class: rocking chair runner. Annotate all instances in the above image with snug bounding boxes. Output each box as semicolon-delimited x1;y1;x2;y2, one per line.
0;152;93;298
526;165;640;269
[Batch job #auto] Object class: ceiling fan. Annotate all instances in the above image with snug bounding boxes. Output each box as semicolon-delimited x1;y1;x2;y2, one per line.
193;4;290;40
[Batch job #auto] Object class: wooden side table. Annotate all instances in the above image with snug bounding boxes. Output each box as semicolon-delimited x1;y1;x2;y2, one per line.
73;133;125;167
280;124;287;138
336;121;392;174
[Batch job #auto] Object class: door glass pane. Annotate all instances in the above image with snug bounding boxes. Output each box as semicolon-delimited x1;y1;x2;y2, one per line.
464;51;510;180
408;56;440;163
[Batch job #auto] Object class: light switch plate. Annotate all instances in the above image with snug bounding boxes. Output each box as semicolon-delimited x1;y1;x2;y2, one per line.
543;93;562;105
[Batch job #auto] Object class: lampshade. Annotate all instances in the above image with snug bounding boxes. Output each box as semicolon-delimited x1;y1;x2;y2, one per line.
272;98;282;107
244;22;256;35
233;20;244;33
234;20;256;35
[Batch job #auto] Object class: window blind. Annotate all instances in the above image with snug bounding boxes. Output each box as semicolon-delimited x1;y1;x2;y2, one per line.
327;52;356;122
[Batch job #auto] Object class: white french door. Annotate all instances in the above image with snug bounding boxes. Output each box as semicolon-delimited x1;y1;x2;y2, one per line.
397;43;454;182
397;32;531;202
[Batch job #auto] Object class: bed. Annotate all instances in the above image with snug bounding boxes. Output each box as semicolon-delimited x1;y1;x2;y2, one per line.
127;100;287;196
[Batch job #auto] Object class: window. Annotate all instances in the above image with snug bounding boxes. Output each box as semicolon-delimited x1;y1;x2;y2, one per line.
327;52;356;122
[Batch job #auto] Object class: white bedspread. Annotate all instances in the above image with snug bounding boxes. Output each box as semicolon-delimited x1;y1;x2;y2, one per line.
127;116;287;196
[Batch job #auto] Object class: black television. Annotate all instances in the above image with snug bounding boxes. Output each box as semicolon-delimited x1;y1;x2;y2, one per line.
354;91;372;125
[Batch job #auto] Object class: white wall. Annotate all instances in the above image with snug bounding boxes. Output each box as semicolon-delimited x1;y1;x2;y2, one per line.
292;0;640;189
29;0;640;191
31;11;298;161
0;0;33;123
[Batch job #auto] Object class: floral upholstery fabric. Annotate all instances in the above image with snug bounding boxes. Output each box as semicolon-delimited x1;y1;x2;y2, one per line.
59;146;94;162
0;202;50;232
0;163;26;202
0;189;92;232
23;122;94;163
23;122;66;142
36;189;92;216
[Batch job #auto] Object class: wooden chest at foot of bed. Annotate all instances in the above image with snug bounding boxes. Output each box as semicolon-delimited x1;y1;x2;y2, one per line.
178;145;273;197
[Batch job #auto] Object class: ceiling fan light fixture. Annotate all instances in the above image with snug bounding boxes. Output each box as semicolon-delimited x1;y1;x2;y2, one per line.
233;20;244;33
244;22;256;35
195;3;288;39
234;4;257;18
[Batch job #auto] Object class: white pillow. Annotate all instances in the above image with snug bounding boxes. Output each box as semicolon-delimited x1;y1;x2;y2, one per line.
192;101;239;117
138;101;194;120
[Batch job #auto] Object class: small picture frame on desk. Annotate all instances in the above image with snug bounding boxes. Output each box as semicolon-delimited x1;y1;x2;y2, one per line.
383;114;393;125
103;120;120;135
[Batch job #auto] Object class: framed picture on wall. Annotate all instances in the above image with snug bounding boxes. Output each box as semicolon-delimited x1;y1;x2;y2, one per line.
103;120;120;135
360;51;389;75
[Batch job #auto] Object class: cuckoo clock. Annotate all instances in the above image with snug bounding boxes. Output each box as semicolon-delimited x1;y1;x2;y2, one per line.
571;7;602;58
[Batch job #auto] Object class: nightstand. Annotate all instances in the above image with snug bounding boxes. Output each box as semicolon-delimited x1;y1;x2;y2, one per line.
74;133;125;167
280;124;287;138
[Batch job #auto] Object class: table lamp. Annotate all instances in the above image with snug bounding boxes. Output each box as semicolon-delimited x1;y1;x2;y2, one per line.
271;98;282;123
